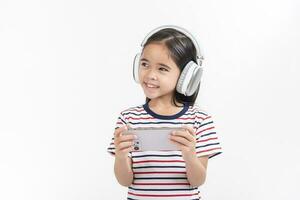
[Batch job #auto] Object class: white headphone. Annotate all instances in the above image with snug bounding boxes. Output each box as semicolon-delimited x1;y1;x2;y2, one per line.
133;25;204;96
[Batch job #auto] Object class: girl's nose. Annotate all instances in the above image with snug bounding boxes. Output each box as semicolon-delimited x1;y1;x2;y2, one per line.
145;69;157;80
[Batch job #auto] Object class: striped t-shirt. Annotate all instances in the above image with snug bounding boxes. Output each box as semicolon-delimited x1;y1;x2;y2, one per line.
107;102;222;200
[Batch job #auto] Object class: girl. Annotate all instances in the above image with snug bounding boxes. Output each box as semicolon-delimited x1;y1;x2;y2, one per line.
107;25;222;200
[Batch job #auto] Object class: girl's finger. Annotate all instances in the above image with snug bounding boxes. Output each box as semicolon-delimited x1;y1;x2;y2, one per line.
114;125;128;138
119;146;135;154
117;141;134;150
182;126;196;136
119;134;137;142
170;135;190;147
172;129;195;142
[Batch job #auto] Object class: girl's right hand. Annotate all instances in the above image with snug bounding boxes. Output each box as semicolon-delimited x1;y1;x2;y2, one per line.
114;125;136;158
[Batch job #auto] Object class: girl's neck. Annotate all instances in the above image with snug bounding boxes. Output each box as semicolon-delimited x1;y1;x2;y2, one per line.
148;98;183;108
147;99;185;116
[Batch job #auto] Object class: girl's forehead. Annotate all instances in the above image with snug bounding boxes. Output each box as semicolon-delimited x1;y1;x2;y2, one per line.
141;43;176;66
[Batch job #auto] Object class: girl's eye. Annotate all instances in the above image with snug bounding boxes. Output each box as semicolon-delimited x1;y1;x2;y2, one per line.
159;67;169;72
141;62;149;67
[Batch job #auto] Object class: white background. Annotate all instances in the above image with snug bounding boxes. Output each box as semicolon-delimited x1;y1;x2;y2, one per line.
0;0;300;199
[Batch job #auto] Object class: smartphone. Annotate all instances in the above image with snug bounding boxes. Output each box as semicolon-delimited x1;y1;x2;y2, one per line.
122;127;184;151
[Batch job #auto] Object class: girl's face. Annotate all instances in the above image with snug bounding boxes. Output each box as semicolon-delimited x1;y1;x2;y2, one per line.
138;43;181;103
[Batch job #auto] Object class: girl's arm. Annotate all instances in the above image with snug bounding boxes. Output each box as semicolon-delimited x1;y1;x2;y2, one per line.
114;155;134;187
170;126;209;187
182;153;208;187
113;126;135;187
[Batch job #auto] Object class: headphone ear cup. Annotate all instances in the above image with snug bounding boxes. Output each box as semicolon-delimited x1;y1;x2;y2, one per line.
186;66;203;96
176;61;203;96
176;64;190;95
133;53;141;83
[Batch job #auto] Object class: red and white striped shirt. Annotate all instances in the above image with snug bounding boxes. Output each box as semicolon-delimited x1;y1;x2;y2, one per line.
107;102;222;200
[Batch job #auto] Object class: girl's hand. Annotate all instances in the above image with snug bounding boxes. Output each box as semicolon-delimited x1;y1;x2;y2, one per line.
169;126;197;156
114;125;136;158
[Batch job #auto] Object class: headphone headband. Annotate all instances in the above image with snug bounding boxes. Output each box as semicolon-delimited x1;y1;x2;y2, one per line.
141;25;204;65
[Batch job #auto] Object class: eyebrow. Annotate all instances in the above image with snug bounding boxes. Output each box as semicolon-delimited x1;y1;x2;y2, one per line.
140;58;171;70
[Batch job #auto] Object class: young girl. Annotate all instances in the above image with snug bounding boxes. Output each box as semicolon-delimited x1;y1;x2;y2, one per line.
107;25;222;200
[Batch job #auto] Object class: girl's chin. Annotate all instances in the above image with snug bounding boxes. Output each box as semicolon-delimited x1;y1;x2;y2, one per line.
142;88;174;100
142;90;160;99
143;92;158;99
142;87;159;97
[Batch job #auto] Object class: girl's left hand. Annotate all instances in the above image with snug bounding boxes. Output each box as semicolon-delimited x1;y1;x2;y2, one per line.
169;126;197;156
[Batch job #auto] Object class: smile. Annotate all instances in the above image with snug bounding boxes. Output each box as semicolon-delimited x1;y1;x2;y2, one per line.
144;82;159;88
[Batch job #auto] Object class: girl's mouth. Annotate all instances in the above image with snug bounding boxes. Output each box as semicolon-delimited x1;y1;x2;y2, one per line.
144;82;159;89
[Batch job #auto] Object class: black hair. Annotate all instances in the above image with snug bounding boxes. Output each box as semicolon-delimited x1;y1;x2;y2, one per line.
143;28;201;107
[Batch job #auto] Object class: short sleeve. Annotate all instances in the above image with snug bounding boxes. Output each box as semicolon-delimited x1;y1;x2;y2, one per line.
107;112;132;158
195;113;223;159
